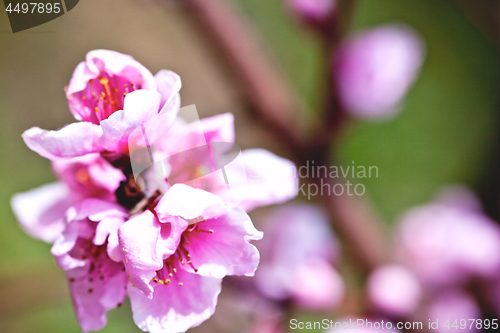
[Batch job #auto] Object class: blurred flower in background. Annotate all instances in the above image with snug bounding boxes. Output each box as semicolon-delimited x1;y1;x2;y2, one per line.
255;203;344;310
335;24;426;120
367;185;500;322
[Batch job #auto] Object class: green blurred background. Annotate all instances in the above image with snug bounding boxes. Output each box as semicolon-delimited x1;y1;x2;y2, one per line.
1;0;499;332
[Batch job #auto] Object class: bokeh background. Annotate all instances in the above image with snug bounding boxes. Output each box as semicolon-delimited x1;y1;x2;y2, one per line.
1;0;500;332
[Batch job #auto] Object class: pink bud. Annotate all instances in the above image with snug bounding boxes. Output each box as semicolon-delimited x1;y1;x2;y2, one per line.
367;264;421;317
335;24;425;120
286;0;336;26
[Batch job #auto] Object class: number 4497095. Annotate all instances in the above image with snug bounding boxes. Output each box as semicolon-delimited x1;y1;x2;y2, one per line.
5;3;61;14
444;319;498;330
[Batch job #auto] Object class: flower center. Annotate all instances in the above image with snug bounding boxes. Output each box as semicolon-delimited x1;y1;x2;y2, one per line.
68;74;140;124
152;222;214;287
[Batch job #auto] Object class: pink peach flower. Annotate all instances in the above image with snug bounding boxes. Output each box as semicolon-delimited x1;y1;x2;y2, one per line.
119;184;262;333
396;200;500;287
11;154;124;243
255;203;344;310
51;199;129;333
22;50;181;159
335;24;425;119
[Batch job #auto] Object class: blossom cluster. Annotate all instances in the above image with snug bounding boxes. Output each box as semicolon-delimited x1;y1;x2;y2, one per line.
366;185;500;331
11;50;298;333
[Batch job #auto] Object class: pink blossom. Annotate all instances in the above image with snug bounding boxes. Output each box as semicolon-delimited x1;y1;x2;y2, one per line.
335;24;425;120
22;50;181;159
51;199;129;333
396;201;500;287
11;154;124;243
255;203;344;310
367;264;421;317
119;184;262;333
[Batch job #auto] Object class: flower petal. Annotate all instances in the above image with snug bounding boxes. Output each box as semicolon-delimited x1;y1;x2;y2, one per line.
199;113;234;144
100;90;161;151
22;122;104;160
52;154;125;201
155;69;181;113
67;49;156;96
184;207;262;278
66;249;128;333
128;269;222;333
118;210;178;298
156;184;227;223
94;216;127;262
65;198;128;223
11;182;73;243
238;149;298;211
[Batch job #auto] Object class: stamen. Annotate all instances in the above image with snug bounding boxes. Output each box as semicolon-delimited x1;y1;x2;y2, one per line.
178;282;183;287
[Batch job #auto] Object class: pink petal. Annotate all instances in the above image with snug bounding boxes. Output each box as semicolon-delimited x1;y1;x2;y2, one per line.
66;246;128;333
67;49;156;96
156;184;227;222
64;198;127;223
183;207;262;278
238;149;298;211
52;154;125;200
128;268;222;333
94;217;127;262
199;113;234;143
22;122;104;159
11;182;73;243
155;69;182;113
100;90;161;151
118;210;178;298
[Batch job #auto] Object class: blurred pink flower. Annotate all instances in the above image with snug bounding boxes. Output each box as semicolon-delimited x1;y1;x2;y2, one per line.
119;184;262;333
51;199;129;333
426;291;481;333
335;24;425;120
11;154;124;243
255;203;344;310
286;0;336;25
22;50;181;159
396;198;500;286
367;264;421;317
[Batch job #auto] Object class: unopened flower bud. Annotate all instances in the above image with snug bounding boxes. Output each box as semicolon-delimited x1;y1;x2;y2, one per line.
335;24;425;120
